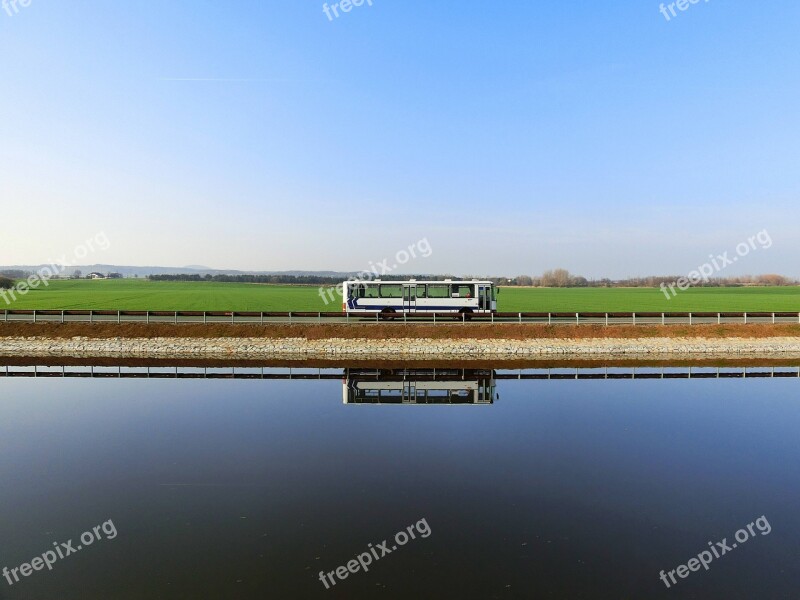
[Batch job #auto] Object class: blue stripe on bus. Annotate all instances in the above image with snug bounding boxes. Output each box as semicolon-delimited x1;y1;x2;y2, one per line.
347;304;485;311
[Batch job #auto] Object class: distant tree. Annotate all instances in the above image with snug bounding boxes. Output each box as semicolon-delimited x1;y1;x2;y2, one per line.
516;275;533;286
555;269;574;287
0;276;14;290
756;274;788;286
73;269;82;279
541;268;573;287
572;276;589;287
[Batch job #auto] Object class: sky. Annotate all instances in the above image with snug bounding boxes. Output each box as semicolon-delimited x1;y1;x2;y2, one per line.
1;1;798;279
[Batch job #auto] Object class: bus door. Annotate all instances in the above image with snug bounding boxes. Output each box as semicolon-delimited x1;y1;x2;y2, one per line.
403;383;416;403
403;285;417;313
477;380;495;404
478;285;491;312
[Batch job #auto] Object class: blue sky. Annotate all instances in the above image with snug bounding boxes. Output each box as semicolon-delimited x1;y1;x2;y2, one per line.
1;1;798;278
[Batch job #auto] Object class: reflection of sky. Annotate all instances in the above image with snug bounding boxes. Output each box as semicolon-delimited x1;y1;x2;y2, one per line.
0;378;798;599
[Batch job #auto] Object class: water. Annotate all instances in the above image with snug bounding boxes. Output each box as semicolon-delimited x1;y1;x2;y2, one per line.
1;364;798;599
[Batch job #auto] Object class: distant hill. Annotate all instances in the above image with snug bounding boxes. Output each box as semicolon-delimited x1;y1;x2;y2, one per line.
0;265;409;279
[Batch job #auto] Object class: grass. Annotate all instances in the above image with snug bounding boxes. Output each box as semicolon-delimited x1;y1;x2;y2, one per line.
498;286;800;312
0;280;327;311
1;279;800;312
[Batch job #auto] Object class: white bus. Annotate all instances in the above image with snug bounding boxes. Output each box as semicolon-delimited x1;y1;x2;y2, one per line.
343;279;497;318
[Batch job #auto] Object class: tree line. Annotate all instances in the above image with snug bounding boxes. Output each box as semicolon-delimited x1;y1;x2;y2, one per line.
0;270;28;280
146;273;458;285
2;269;796;289
148;270;800;287
502;269;799;288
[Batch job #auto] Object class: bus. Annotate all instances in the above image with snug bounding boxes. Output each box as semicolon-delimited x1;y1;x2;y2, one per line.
343;279;497;318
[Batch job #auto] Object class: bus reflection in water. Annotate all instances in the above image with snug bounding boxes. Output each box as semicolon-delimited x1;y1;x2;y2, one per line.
343;369;497;405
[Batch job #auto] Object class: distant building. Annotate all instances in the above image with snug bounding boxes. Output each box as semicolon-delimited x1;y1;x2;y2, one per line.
87;272;107;280
107;273;123;279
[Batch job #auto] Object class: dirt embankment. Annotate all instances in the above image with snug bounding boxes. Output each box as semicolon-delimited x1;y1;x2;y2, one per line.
1;322;800;340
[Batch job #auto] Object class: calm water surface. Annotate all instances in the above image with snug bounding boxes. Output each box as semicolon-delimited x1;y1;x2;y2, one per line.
1;365;799;599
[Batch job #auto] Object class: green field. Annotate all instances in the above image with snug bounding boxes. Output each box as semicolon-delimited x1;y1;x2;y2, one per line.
2;279;800;313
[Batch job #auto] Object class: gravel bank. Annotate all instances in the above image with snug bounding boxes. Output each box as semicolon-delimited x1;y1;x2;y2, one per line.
3;335;800;359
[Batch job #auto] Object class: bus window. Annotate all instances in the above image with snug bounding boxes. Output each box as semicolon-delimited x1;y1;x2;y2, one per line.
364;285;379;298
416;285;427;298
427;284;449;298
379;284;403;298
454;285;473;298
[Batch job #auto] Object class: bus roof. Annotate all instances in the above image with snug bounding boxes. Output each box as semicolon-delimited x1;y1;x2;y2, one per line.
344;279;494;285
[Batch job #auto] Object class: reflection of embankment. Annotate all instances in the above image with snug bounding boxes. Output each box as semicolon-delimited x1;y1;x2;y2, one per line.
4;356;800;369
2;362;800;382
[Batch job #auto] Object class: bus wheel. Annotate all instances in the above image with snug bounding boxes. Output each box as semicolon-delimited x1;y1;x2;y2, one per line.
458;309;474;321
380;308;397;321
